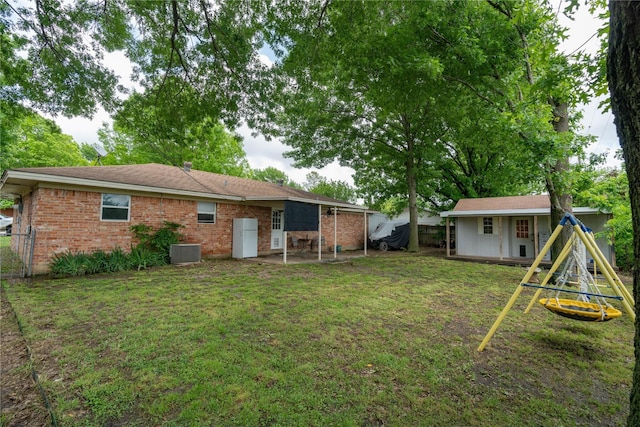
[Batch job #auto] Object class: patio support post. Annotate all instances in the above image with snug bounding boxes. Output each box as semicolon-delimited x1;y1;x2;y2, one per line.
498;217;503;260
283;231;288;264
318;205;322;261
533;216;539;258
333;206;337;259
445;218;451;257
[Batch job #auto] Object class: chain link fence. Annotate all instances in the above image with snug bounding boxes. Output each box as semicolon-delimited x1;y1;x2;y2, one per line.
0;228;36;278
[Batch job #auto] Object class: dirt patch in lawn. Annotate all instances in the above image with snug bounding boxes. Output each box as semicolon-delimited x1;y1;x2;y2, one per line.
0;285;51;427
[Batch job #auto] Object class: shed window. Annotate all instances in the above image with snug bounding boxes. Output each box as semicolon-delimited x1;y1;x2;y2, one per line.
101;194;130;221
483;217;493;234
198;202;216;223
478;217;498;235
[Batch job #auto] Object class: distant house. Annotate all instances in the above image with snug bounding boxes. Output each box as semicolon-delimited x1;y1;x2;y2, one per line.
0;163;369;275
440;195;614;265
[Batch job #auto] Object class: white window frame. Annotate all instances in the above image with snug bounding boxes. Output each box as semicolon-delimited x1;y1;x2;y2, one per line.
197;201;216;224
478;217;498;235
101;193;131;221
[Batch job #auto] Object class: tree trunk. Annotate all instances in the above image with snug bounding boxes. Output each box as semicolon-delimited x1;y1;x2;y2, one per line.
402;115;420;253
547;100;574;260
607;3;640;426
406;151;420;253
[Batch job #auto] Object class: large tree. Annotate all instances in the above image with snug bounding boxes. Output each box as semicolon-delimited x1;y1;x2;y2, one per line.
2;0;271;125
607;2;640;425
98;117;251;177
263;1;537;251
0;102;88;171
264;0;586;251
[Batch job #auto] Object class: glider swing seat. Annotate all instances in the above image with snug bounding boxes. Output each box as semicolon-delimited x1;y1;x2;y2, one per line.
478;212;635;352
521;234;623;322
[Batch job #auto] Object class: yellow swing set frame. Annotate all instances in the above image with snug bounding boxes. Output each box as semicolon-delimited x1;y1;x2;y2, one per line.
477;212;635;352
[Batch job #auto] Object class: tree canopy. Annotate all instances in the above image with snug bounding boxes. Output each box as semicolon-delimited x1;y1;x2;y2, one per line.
0;102;88;171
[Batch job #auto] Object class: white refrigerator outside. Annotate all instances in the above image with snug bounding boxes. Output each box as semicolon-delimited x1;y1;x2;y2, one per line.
232;218;258;258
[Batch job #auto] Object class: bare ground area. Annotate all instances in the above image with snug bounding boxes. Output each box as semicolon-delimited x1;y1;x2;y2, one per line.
1;286;50;427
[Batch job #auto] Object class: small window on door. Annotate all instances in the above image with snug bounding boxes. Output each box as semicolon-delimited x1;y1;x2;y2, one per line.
272;210;282;230
516;219;529;239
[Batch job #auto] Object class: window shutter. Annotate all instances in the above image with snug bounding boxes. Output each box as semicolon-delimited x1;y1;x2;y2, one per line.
477;217;484;234
493;217;499;235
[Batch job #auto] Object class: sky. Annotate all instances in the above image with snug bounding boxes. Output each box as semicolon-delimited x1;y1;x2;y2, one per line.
52;3;620;188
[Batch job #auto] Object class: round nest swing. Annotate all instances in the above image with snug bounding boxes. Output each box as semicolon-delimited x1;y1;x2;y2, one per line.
539;298;622;322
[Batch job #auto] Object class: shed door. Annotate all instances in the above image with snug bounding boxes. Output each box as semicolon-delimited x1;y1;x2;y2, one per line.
271;209;283;249
511;217;533;258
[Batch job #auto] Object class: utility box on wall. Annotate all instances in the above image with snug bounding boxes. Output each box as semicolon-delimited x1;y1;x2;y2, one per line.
170;244;201;264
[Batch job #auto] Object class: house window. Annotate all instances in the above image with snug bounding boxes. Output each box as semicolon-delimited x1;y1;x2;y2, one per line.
101;194;130;221
197;201;216;223
482;217;493;235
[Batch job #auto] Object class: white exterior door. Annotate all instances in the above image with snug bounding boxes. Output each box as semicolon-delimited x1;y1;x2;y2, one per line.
512;217;534;258
271;209;284;249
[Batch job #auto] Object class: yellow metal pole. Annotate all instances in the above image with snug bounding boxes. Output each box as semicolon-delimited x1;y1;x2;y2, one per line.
573;225;636;321
584;231;634;306
524;233;575;314
477;221;566;351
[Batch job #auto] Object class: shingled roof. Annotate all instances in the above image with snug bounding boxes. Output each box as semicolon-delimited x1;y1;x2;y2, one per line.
453;195;550;211
440;194;602;218
0;163;363;209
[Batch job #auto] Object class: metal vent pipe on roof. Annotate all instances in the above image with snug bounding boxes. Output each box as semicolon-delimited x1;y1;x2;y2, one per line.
183;161;192;172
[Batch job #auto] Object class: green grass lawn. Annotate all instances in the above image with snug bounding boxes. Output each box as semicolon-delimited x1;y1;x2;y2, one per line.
2;252;634;426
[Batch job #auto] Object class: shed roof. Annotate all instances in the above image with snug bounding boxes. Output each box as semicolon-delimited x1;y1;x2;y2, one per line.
441;195;602;218
453;195;550;211
0;163;365;210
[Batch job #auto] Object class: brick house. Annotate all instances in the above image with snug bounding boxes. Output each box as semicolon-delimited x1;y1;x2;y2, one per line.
0;163;369;274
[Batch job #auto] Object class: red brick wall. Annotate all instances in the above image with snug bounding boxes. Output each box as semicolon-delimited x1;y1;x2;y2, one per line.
15;188;274;274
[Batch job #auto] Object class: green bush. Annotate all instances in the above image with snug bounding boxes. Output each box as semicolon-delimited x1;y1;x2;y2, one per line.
105;247;131;272
129;245;166;271
85;250;109;274
50;222;184;277
130;221;184;261
50;250;90;277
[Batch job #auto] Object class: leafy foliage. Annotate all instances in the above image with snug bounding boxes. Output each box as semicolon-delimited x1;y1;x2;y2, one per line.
130;221;184;262
0;103;88;172
129;246;166;271
574;169;633;271
304;172;357;203
99;99;252;176
49;245;167;277
50;251;90;277
251;167;302;188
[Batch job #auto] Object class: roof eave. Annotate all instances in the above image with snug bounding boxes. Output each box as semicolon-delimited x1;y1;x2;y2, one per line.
244;195;368;210
440;207;605;218
1;170;245;202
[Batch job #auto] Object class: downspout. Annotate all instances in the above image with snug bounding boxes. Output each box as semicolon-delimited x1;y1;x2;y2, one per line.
364;210;368;256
